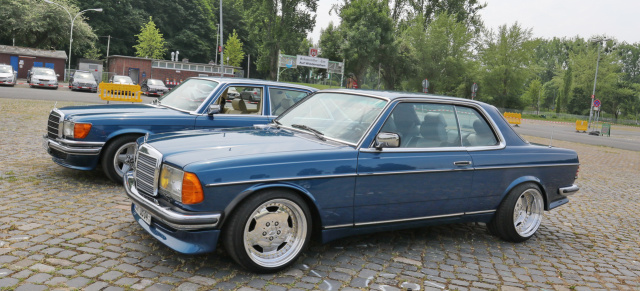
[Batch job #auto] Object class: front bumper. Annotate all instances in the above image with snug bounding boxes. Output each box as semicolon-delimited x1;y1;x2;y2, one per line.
42;135;103;170
125;171;221;254
30;82;58;88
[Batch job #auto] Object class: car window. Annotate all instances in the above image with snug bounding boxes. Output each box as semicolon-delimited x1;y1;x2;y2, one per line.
74;72;93;79
0;66;11;73
380;103;461;148
113;76;133;83
219;86;263;115
148;79;164;86
269;88;309;115
36;69;56;76
277;93;387;144
158;79;219;112
457;106;498;147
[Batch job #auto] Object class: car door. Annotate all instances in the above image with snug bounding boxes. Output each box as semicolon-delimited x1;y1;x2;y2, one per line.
194;84;270;129
354;102;474;225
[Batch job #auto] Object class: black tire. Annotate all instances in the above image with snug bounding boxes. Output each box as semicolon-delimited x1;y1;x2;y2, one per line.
488;183;544;242
101;135;140;183
223;189;312;273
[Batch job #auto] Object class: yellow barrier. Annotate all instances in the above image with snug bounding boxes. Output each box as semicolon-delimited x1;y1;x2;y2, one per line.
503;112;521;126
98;82;143;103
576;120;588;132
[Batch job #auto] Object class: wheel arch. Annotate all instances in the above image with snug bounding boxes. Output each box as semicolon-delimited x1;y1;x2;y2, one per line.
220;183;323;240
501;176;549;210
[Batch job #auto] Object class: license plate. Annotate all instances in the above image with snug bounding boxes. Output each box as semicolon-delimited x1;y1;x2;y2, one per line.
134;204;152;225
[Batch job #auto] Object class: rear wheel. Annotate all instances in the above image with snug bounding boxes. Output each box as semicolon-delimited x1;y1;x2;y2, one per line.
488;183;544;242
223;190;312;273
101;135;140;183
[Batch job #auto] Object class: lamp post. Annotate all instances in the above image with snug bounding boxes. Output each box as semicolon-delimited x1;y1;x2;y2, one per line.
44;0;102;80
587;37;611;131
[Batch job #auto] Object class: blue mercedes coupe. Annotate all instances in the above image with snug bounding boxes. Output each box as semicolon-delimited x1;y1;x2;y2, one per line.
43;77;316;182
125;89;580;272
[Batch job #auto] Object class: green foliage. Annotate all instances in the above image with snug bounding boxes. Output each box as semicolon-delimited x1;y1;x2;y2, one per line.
224;30;245;67
84;43;102;60
480;23;537;109
0;0;97;58
522;79;542;110
244;0;317;79
133;17;167;59
557;65;573;114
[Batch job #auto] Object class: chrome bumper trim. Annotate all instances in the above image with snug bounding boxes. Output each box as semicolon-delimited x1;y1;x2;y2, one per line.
125;171;221;230
558;184;579;196
43;135;104;155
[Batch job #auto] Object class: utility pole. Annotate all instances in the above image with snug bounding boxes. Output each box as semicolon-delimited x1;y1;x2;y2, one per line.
219;0;224;69
247;54;250;78
588;38;610;131
215;25;219;65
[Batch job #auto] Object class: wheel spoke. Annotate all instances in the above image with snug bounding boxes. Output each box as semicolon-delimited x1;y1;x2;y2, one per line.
117;154;127;163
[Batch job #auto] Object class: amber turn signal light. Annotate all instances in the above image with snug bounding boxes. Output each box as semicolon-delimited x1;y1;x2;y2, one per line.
182;172;204;204
74;123;92;139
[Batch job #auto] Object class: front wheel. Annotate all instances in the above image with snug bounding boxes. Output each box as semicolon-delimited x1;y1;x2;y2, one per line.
101;135;140;183
223;190;312;273
488;183;544;242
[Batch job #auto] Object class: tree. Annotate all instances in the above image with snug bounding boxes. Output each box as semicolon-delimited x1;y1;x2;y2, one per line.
224;30;245;67
480;23;537;109
133;17;167;59
401;13;475;95
0;0;97;57
243;0;317;80
556;64;572;114
522;79;542;112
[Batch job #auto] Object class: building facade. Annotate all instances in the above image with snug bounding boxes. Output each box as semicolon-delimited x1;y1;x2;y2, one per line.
107;55;243;85
0;45;67;80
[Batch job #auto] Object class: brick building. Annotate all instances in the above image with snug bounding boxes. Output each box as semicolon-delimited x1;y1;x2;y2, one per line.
107;55;243;85
0;45;67;80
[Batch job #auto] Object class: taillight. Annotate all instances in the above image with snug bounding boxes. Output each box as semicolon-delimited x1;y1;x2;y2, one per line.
575;166;579;179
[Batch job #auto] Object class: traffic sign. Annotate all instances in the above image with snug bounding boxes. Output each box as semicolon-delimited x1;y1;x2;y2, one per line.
471;83;478;93
594;99;601;108
422;79;429;88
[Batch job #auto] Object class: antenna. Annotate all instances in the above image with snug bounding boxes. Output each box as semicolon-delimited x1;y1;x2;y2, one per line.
549;126;554;148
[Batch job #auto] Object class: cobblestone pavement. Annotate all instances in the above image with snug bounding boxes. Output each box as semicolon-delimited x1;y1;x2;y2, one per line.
1;98;639;291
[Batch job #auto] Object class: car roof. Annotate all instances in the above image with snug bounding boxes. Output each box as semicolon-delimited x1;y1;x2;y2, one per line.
191;77;318;91
316;88;490;107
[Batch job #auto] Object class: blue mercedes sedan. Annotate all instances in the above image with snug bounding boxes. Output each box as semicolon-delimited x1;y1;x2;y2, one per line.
43;77;316;182
124;89;580;273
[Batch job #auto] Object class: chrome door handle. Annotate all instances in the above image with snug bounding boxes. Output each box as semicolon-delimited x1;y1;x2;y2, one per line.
454;161;472;166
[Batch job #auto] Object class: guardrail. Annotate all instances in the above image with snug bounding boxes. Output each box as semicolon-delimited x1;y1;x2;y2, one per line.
503;112;521;126
576;120;588;132
98;82;142;103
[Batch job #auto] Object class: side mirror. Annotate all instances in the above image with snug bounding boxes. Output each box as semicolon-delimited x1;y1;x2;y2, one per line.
56;74;60;77
208;104;221;116
374;132;400;150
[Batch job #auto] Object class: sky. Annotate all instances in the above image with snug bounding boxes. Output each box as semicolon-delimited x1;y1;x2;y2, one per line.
310;0;640;45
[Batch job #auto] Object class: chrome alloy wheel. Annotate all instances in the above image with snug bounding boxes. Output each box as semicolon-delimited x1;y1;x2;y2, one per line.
113;142;137;178
243;199;308;268
513;188;544;237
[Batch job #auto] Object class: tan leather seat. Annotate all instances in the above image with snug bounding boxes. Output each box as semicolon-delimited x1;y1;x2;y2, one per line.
227;98;248;114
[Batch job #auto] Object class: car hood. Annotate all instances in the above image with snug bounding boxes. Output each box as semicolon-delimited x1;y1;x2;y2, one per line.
59;103;186;123
145;127;349;168
0;73;13;78
113;80;133;84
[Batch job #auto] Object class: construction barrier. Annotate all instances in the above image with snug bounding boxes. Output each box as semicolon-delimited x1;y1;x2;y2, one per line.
98;82;143;103
576;120;588;132
503;112;521;126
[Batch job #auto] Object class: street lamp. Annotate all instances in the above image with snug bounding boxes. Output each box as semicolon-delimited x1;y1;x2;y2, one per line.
44;0;102;80
587;37;611;131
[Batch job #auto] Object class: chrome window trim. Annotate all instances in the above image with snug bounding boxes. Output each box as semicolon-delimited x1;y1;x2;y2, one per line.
362;98;507;151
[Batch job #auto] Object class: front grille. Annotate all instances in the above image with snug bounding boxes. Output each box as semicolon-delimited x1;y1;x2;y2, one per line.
135;144;161;196
79;83;93;87
47;110;61;139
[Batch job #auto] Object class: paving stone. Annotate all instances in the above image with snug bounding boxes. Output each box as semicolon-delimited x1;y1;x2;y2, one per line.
66;276;91;289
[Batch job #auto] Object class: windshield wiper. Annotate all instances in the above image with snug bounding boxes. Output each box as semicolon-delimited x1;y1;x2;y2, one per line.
291;124;325;141
272;120;282;128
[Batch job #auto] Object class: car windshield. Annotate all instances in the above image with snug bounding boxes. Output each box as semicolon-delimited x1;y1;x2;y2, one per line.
75;72;93;79
35;69;55;76
113;76;133;83
148;79;164;86
0;66;11;73
277;92;388;144
157;79;219;112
